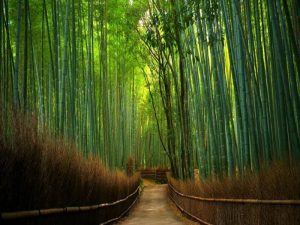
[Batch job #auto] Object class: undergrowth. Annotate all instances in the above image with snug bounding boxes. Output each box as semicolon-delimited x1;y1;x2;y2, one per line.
0;113;140;220
168;163;300;224
169;163;300;200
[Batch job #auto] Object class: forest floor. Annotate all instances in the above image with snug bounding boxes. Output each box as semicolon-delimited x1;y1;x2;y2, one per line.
117;180;195;225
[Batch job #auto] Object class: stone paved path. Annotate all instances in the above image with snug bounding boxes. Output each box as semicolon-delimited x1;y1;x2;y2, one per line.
117;183;185;225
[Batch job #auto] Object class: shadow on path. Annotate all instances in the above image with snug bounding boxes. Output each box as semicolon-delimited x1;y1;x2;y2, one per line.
117;183;185;225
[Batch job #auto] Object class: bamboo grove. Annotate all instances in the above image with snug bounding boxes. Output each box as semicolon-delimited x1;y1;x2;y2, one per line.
0;0;299;180
141;0;299;179
0;0;169;169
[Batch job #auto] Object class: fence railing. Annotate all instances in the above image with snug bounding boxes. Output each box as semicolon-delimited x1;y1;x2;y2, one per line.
168;183;300;225
1;185;140;225
138;169;170;183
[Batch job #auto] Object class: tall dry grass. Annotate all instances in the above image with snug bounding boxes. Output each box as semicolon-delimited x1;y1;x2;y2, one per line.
168;163;300;225
0;113;140;224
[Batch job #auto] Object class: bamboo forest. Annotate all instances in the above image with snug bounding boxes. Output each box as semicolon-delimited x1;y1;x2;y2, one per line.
0;0;299;225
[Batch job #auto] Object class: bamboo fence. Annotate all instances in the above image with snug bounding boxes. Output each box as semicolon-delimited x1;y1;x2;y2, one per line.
168;183;300;225
1;186;140;224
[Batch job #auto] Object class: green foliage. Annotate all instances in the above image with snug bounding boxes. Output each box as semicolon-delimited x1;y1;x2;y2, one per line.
0;0;167;170
1;0;299;180
141;0;300;179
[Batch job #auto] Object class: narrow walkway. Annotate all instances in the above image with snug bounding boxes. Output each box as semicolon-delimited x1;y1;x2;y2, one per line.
117;182;185;225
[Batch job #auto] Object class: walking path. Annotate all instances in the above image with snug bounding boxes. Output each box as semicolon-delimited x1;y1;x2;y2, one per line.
117;182;185;225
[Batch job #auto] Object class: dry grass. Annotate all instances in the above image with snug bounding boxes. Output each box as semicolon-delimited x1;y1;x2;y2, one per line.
0;113;140;224
127;156;134;176
168;163;300;225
